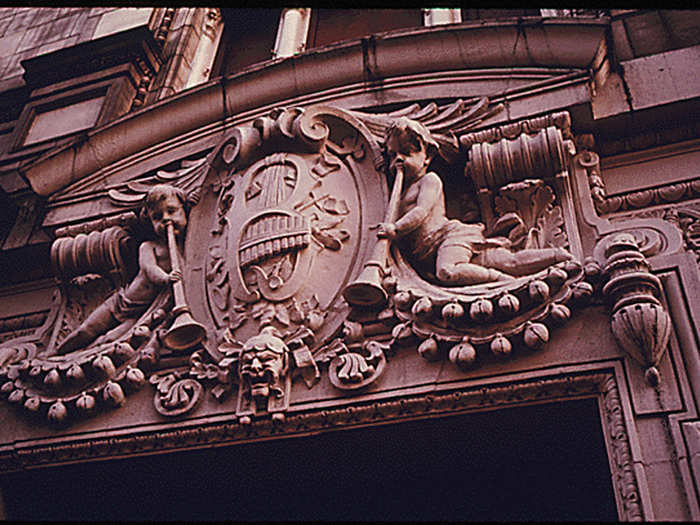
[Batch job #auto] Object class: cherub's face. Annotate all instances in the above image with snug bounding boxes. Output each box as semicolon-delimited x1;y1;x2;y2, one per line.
386;132;429;181
148;194;187;238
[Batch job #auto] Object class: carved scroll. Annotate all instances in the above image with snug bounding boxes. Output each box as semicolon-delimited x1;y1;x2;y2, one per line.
465;121;575;190
51;219;138;286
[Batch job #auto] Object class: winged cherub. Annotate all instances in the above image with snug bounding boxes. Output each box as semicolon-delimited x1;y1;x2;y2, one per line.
56;185;187;354
376;117;573;285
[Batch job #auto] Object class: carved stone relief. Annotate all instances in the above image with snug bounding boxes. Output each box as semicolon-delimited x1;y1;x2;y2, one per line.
576;135;700;217
0;183;204;425
571;145;680;389
333;108;595;388
675;206;700;267
0;99;678;427
0;370;645;521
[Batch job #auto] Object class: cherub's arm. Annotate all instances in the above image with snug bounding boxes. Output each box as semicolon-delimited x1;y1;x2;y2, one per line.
394;172;443;236
139;241;170;286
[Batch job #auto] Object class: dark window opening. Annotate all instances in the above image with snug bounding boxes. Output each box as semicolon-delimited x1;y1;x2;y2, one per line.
307;9;423;50
213;8;282;78
461;8;541;20
1;398;618;521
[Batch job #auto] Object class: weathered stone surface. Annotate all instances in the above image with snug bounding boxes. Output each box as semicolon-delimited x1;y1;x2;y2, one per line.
93;8;153;40
0;10;699;522
622;44;700;110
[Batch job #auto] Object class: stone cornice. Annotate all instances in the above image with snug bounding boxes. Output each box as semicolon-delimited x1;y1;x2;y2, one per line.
18;19;608;197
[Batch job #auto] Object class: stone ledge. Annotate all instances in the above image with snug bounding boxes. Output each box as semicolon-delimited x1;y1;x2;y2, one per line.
20;19;608;197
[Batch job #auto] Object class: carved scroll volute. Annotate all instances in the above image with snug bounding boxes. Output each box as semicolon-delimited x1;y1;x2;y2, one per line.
51;213;139;287
463;113;576;232
602;233;671;386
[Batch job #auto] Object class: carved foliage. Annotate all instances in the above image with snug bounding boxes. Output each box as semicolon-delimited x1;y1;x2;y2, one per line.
316;336;389;391
600;375;644;521
493;179;568;251
677;207;700;266
151;371;203;417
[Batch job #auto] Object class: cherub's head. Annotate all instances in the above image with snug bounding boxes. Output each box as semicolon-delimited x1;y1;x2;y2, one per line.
142;184;188;239
385;117;439;180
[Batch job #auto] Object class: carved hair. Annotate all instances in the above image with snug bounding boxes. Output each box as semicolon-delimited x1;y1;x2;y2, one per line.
386;117;439;160
140;184;188;223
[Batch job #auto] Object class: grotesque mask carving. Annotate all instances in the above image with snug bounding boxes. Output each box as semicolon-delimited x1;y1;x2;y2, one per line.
239;326;289;405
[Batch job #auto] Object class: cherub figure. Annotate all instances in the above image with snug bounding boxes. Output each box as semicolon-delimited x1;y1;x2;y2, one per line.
377;117;572;285
56;185;188;354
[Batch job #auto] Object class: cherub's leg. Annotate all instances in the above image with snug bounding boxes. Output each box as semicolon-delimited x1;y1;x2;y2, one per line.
484;247;573;277
56;302;119;355
435;244;513;285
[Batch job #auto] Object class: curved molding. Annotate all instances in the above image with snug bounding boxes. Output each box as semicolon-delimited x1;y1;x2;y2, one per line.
21;19;607;197
572;150;684;261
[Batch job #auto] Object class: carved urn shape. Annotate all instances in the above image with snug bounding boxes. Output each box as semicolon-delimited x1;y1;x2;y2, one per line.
602;233;671;385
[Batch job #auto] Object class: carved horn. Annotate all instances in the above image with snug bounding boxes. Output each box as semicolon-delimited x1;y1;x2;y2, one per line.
162;222;206;351
343;166;405;307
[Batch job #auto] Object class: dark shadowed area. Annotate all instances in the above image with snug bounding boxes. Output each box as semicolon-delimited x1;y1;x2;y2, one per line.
1;398;617;521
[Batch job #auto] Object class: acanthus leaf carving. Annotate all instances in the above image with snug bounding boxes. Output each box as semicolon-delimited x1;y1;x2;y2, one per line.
151;371;204;417
493;179;568;251
324;339;389;390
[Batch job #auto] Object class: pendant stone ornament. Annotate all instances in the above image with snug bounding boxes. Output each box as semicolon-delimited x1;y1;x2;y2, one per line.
602;233;671;386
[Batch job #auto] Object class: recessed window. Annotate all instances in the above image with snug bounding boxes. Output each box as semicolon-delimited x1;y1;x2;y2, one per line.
307;9;423;50
461;8;541;20
214;8;282;77
1;399;617;520
23;95;105;146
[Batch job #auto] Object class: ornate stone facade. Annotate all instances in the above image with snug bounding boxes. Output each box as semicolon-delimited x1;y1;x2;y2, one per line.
1;8;699;521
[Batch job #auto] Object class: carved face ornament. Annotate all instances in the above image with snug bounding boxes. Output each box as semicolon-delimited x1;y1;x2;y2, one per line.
149;194;187;239
386;131;429;182
239;327;288;401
